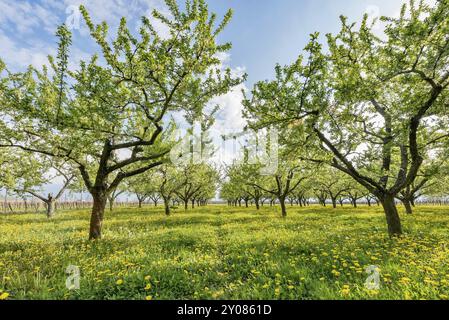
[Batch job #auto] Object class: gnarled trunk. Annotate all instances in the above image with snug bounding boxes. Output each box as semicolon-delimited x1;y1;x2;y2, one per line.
279;197;287;217
401;199;413;214
89;191;107;240
108;197;114;211
46;200;55;219
331;197;337;209
164;197;171;216
380;194;402;237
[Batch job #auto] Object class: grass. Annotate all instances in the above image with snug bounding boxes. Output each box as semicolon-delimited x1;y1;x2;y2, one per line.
0;204;449;300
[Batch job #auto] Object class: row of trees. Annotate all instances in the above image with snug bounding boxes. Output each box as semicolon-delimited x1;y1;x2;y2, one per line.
0;147;219;216
241;0;449;236
1;0;448;240
0;0;243;239
220;158;449;217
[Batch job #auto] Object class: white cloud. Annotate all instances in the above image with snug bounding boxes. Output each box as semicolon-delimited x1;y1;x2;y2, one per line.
0;30;54;70
0;0;60;35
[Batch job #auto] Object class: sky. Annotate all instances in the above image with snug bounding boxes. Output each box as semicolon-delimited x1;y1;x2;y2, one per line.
0;0;412;200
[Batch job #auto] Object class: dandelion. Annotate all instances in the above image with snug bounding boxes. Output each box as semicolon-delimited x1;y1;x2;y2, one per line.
145;295;153;300
0;292;9;300
116;279;124;285
340;285;350;296
145;283;151;290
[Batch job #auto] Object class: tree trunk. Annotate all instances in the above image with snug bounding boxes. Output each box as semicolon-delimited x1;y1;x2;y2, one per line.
255;198;260;210
108;197;114;212
164;197;171;216
138;199;143;208
89;191;107;240
46;200;55;219
331;197;337;209
279;197;287;217
380;194;402;237
401;199;413;214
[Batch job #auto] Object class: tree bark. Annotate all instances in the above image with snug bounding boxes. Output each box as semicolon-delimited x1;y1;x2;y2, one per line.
46;200;55;219
331;197;337;209
279;197;287;217
164;197;171;216
89;191;107;240
401;199;413;214
109;197;114;211
380;194;402;237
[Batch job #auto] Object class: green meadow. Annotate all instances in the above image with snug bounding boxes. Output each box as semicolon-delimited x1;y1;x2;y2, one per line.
1;205;448;300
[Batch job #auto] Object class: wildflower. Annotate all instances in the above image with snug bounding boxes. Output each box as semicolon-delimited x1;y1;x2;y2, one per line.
340;285;350;296
0;292;9;300
145;283;151;290
116;279;124;285
145;295;153;300
331;270;341;277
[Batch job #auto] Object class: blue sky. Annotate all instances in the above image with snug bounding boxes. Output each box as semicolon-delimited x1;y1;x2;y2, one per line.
0;0;409;199
0;0;405;84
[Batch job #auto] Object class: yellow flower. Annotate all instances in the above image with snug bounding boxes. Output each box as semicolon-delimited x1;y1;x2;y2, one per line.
400;277;411;285
331;270;341;277
144;275;151;281
145;295;153;300
116;279;124;285
340;287;350;296
145;283;152;290
0;292;10;300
